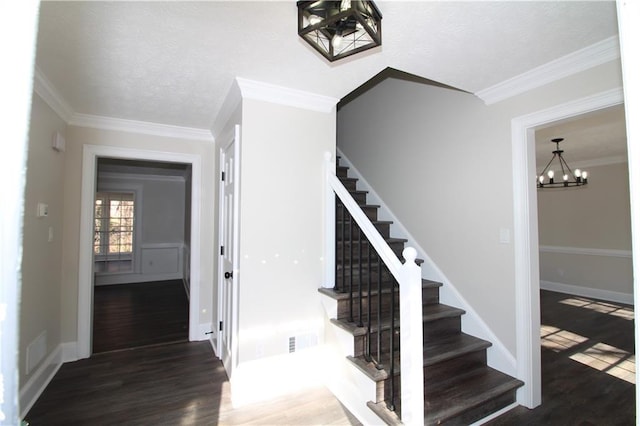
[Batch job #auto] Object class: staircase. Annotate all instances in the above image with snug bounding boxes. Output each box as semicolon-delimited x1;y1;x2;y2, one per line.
320;157;524;425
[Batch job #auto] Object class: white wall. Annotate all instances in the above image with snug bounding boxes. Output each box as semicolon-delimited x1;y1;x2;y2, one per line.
19;92;66;391
60;125;216;344
338;60;623;355
538;161;633;299
219;94;336;405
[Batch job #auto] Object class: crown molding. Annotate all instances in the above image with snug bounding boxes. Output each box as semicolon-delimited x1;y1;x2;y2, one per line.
33;66;74;122
236;77;339;113
476;36;621;105
69;113;214;142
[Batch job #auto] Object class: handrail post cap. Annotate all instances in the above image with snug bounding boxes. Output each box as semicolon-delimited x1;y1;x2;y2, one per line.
402;247;418;263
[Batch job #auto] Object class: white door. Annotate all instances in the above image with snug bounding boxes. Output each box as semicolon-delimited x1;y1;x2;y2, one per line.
218;125;240;375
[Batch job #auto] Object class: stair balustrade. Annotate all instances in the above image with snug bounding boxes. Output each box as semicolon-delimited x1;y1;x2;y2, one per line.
323;152;425;424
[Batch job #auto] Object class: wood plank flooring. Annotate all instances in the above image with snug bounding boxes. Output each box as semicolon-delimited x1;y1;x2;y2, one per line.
93;280;189;353
488;290;635;425
25;289;634;425
24;341;361;425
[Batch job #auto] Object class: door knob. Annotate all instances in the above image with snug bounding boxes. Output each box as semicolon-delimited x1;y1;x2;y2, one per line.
224;271;233;279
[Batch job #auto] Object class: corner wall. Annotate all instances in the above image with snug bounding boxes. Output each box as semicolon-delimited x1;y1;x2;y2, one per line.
225;93;337;405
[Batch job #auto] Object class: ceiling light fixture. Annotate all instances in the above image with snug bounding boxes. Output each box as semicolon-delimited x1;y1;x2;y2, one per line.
297;0;382;62
537;138;588;188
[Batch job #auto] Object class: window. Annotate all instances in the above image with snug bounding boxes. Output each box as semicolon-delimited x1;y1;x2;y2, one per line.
94;192;135;272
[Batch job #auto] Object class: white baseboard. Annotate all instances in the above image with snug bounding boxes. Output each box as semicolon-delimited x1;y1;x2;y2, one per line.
61;341;79;363
95;271;182;286
20;345;63;419
540;280;634;305
196;322;214;342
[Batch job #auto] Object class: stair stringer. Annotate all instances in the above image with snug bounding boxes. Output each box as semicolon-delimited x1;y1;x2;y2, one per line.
336;148;518;380
319;294;391;426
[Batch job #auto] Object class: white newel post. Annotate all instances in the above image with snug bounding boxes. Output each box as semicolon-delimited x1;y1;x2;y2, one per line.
324;151;336;288
400;247;425;425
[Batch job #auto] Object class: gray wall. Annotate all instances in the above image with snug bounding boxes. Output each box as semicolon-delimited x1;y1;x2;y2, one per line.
20;93;66;392
337;59;623;355
538;161;633;298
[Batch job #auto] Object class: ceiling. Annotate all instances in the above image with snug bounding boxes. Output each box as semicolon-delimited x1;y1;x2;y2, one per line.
36;1;620;132
535;103;628;170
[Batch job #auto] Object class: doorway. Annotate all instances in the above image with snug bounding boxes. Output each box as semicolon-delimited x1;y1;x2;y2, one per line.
92;157;192;353
77;145;203;359
512;87;626;407
217;125;240;376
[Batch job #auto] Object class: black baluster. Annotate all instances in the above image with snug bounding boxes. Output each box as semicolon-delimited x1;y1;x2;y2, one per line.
376;252;383;370
364;239;372;362
388;273;397;412
348;213;354;323
357;224;363;327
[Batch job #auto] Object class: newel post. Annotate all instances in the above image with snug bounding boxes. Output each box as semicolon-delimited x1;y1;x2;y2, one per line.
323;152;336;288
399;247;425;425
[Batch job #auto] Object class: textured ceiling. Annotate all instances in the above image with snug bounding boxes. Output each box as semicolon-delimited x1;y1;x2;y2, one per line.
35;1;620;131
535;104;628;169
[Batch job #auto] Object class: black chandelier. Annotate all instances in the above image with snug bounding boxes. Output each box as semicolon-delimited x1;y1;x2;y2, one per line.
297;0;382;62
537;138;588;188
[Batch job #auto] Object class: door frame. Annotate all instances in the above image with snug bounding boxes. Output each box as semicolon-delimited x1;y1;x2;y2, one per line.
217;125;241;376
78;144;202;359
511;87;625;408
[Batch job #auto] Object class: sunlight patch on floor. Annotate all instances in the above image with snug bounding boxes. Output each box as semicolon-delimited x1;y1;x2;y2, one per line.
540;325;588;352
559;297;634;320
569;342;636;384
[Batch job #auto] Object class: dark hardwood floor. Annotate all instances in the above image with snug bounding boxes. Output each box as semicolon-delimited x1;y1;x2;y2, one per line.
489;290;635;425
25;289;634;425
92;280;189;353
24;341;360;425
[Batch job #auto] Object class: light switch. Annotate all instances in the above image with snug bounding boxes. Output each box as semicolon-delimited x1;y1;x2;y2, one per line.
48;226;54;242
499;228;511;244
37;202;48;218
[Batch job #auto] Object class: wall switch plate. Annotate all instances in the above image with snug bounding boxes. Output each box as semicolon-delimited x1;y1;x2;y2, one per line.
499;228;511;244
37;202;48;218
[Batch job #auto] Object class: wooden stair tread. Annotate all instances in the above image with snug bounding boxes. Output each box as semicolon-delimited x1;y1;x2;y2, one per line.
323;302;465;332
337;236;407;245
424;332;491;367
366;368;523;425
424;367;524;424
345;333;491;382
318;279;441;301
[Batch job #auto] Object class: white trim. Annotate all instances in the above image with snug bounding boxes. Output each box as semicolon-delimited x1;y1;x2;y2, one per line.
19;341;79;420
541;280;634;305
540;245;632;258
511;87;624;408
33;66;74;122
477;36;621;105
19;345;64;419
236;77;338;113
472;402;519;426
70;113;214;142
78;145;204;359
217;125;241;375
336;148;517;376
98;171;186;183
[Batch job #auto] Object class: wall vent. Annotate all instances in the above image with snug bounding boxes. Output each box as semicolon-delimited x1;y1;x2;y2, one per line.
26;331;47;375
288;333;318;353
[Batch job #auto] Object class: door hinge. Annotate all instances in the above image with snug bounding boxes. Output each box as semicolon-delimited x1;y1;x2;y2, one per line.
221;171;225;181
219;321;223;331
220;245;224;256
